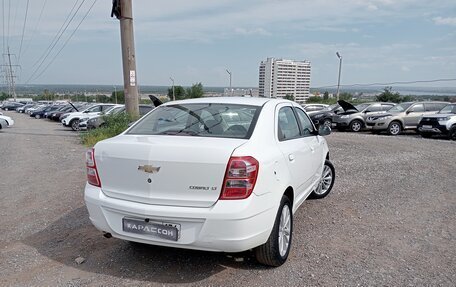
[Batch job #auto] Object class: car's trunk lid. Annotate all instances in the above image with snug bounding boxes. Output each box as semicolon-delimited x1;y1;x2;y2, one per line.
94;135;247;207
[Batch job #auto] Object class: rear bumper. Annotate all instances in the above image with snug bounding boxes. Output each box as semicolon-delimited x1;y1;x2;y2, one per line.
84;183;277;252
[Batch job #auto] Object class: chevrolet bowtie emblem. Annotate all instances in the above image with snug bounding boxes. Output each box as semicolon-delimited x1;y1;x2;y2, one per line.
138;165;161;174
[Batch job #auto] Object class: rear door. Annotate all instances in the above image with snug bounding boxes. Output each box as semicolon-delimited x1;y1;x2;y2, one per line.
404;103;425;127
276;104;315;202
294;106;323;183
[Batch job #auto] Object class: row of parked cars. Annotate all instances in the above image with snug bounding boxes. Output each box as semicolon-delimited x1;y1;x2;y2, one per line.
1;99;157;132
303;101;456;140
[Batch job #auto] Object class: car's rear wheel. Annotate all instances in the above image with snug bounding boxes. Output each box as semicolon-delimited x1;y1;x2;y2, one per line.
255;195;292;267
310;160;335;199
35;114;40;119
71;119;80;131
349;120;362;132
387;121;402;135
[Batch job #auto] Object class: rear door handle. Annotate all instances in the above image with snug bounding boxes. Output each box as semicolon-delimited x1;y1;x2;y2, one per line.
288;154;295;161
310;146;315;152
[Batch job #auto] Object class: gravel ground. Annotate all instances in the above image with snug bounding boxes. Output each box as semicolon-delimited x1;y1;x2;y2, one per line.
0;110;455;286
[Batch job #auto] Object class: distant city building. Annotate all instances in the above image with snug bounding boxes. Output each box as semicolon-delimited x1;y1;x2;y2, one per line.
259;58;311;104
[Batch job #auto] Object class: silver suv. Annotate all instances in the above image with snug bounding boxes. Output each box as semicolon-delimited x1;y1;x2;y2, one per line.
417;104;456;140
366;101;448;135
332;101;395;132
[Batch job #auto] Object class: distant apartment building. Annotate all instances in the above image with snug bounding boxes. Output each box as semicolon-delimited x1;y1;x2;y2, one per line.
258;58;311;104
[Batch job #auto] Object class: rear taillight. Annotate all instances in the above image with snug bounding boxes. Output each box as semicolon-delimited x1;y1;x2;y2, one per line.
220;156;259;200
86;148;101;187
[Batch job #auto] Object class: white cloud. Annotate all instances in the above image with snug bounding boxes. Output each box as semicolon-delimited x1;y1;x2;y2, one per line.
234;28;271;36
433;17;456;26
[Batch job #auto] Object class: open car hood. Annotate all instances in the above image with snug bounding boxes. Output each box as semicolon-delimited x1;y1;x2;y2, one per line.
337;100;358;112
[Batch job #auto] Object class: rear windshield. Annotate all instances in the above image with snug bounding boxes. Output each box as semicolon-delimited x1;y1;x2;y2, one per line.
127;103;261;139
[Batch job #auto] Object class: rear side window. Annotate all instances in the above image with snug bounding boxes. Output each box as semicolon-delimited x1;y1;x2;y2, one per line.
365;105;382;112
295;108;315;136
409;104;424;113
381;104;394;111
128;103;261;139
278;107;301;141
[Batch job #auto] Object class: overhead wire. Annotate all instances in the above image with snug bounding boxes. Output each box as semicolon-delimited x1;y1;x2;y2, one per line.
18;0;30;63
26;0;87;84
314;78;456;90
22;0;48;56
31;0;99;83
30;0;80;69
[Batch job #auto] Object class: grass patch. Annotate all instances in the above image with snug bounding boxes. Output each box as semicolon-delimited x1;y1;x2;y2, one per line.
80;113;132;147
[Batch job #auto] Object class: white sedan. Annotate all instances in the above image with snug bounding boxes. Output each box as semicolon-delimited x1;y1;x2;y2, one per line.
85;97;335;266
0;114;14;129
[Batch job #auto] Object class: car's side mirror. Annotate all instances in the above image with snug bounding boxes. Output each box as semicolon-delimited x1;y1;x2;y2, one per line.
406;110;411;114
318;125;331;136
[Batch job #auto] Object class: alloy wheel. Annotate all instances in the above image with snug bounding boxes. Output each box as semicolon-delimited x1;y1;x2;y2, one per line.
315;165;333;196
278;205;291;257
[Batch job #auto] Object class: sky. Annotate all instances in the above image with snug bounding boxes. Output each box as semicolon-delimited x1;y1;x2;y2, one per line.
1;0;456;89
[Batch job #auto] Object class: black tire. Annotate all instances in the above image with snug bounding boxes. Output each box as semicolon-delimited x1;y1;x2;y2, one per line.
322;119;332;128
349;120;363;132
255;195;293;267
310;160;335;199
420;132;432;138
70;119;80;131
35;114;41;119
449;126;456;141
387;121;402;135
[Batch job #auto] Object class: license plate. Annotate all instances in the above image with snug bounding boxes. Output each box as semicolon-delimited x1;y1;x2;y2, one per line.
122;218;179;241
422;125;432;129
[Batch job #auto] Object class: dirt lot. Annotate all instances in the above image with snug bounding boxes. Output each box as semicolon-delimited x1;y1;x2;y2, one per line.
0;110;455;286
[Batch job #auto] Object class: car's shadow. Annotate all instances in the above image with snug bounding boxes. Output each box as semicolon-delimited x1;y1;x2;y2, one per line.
23;206;269;284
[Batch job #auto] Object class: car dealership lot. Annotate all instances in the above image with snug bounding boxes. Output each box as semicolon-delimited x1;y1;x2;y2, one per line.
1;110;455;286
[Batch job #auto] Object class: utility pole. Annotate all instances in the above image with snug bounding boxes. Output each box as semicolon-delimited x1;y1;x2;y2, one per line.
2;47;19;101
336;52;342;101
112;0;139;118
226;69;232;96
170;77;175;101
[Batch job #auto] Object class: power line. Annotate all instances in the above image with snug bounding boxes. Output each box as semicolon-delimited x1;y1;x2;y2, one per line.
22;0;48;56
30;0;80;69
26;0;87;84
18;0;30;63
31;0;98;83
314;78;456;90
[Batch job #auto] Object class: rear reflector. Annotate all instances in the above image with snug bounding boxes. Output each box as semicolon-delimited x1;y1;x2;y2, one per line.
220;156;259;200
86;148;101;187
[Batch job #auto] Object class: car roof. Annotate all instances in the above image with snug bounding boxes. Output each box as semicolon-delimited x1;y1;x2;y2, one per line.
165;97;283;107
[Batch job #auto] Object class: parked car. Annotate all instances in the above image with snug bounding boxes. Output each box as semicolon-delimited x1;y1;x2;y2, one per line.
49;105;78;121
1;102;24;111
0;114;14;129
61;104;115;131
16;103;36;113
417;103;456;140
302;104;329;112
333;101;395;132
30;105;60;119
82;97;162;130
84;97;335;267
79;104;126;130
366;101;449;135
306;104;343;128
25;104;45;115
